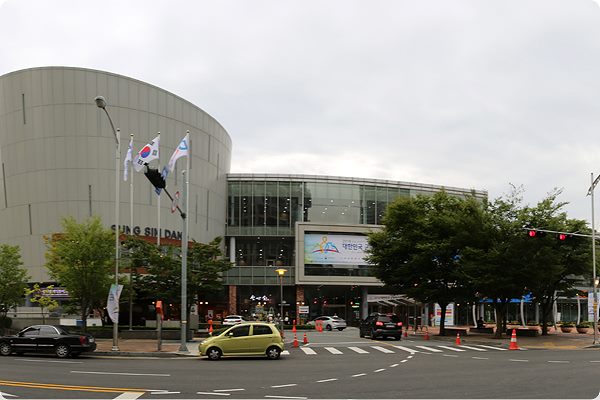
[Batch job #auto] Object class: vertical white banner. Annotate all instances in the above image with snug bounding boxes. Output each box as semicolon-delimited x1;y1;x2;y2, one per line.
434;303;455;326
107;284;124;323
587;292;600;322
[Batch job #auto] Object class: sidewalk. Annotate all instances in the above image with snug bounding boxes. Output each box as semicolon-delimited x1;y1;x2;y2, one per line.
406;326;600;350
90;326;600;357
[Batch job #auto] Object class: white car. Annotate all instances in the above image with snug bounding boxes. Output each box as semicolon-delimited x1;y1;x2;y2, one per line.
308;316;347;331
222;315;246;325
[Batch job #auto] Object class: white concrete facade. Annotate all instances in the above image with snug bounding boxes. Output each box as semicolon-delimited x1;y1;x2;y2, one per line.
0;67;232;282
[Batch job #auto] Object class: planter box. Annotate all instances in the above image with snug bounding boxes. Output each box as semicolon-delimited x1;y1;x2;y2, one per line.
442;327;468;336
471;327;494;334
576;327;590;334
560;326;573;333
506;328;539;337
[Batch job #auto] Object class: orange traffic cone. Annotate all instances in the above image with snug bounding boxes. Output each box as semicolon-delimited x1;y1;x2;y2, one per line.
208;319;213;334
455;333;461;345
424;328;430;340
303;332;308;344
403;328;408;338
292;319;297;333
293;333;299;348
508;329;519;350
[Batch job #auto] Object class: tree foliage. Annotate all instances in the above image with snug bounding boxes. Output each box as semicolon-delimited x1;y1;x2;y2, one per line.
45;216;114;329
24;284;59;324
127;236;232;317
367;191;485;335
0;244;29;321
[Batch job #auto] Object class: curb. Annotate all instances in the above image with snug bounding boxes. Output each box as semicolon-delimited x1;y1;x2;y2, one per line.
89;351;197;358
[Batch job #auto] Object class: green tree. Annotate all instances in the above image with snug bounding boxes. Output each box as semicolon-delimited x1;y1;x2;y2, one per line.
24;284;59;324
0;244;29;327
463;188;532;337
519;191;591;335
367;191;485;335
130;237;232;319
45;216;114;330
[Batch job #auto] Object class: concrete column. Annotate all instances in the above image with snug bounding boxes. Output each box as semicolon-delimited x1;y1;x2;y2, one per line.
295;285;305;323
229;237;236;265
228;285;237;315
361;286;369;320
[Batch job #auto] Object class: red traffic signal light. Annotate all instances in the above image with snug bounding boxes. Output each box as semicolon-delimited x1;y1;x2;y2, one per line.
527;229;545;238
557;233;573;241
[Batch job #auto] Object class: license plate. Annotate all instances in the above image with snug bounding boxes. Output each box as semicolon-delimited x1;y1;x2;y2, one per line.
385;324;395;328
88;337;95;343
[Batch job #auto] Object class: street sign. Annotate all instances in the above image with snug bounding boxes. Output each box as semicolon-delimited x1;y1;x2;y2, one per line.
299;305;309;314
171;191;180;213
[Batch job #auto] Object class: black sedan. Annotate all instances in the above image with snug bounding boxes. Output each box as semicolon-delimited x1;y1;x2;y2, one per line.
0;325;96;358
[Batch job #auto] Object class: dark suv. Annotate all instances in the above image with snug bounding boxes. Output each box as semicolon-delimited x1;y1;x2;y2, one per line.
359;313;403;340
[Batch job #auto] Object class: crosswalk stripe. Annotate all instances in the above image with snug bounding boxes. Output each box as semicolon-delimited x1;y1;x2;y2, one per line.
457;345;487;352
300;347;317;355
282;350;290;355
348;346;369;354
415;345;443;352
436;345;466;352
371;346;395;354
392;345;419;354
477;345;507;351
324;347;343;354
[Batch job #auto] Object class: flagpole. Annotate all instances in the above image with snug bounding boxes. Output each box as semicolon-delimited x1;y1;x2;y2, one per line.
156;132;161;246
129;134;134;331
179;130;191;353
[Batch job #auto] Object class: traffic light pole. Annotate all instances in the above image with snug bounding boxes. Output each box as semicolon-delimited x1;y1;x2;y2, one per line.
589;173;599;346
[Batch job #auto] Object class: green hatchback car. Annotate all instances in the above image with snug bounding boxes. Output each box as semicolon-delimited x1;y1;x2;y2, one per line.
199;322;284;360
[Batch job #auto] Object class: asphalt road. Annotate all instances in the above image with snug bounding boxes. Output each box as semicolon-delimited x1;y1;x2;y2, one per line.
1;328;599;399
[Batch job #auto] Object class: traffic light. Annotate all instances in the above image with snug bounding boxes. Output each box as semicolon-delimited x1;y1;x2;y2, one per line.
144;166;166;190
557;233;573;241
527;229;545;238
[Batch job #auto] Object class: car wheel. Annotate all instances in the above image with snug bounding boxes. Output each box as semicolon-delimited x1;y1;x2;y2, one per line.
206;347;222;360
55;344;71;358
266;346;281;360
0;342;12;356
326;324;332;331
337;328;344;331
370;330;378;340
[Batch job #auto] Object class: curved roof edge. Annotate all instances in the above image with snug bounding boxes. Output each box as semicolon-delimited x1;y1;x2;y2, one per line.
0;66;231;146
227;173;487;198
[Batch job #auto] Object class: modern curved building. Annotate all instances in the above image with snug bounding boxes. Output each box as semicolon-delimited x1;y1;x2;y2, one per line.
0;66;488;325
0;67;232;282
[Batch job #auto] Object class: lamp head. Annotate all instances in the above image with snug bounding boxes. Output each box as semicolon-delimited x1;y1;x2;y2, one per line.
94;95;107;109
275;268;287;276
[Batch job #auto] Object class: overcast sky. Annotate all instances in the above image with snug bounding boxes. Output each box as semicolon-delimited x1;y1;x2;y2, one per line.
2;0;600;223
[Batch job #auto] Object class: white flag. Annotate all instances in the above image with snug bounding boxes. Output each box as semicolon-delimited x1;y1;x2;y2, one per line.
123;135;134;181
162;133;189;179
133;135;160;172
107;284;123;323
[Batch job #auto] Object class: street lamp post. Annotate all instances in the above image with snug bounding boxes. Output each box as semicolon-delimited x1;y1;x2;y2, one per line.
275;268;287;335
95;96;121;352
587;172;599;346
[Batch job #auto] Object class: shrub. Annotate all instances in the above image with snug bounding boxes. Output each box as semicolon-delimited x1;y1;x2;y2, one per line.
576;321;591;328
560;322;575;327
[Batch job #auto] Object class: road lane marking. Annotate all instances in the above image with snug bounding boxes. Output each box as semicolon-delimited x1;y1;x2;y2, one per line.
472;357;488;360
401;359;408;363
415;346;442;352
148;391;181;395
407;355;414;359
590;361;600;363
390;363;399;367
352;373;367;377
316;378;338;383
300;347;316;355
271;384;297;388
443;354;459;357
437;345;465;352
457;345;486;352
264;396;307;399
348;346;369;354
0;379;148;394
71;371;170;377
281;351;290;355
324;347;343;354
393;345;419;354
509;359;529;362
21;359;83;364
373;368;385;373
371;346;395;354
547;361;570;363
114;393;144;400
197;392;230;396
0;391;18;398
477;345;507;351
214;389;245;392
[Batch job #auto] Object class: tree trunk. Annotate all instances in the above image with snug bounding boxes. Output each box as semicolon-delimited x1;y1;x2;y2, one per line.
438;302;448;336
81;306;88;333
493;302;507;338
540;300;552;336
